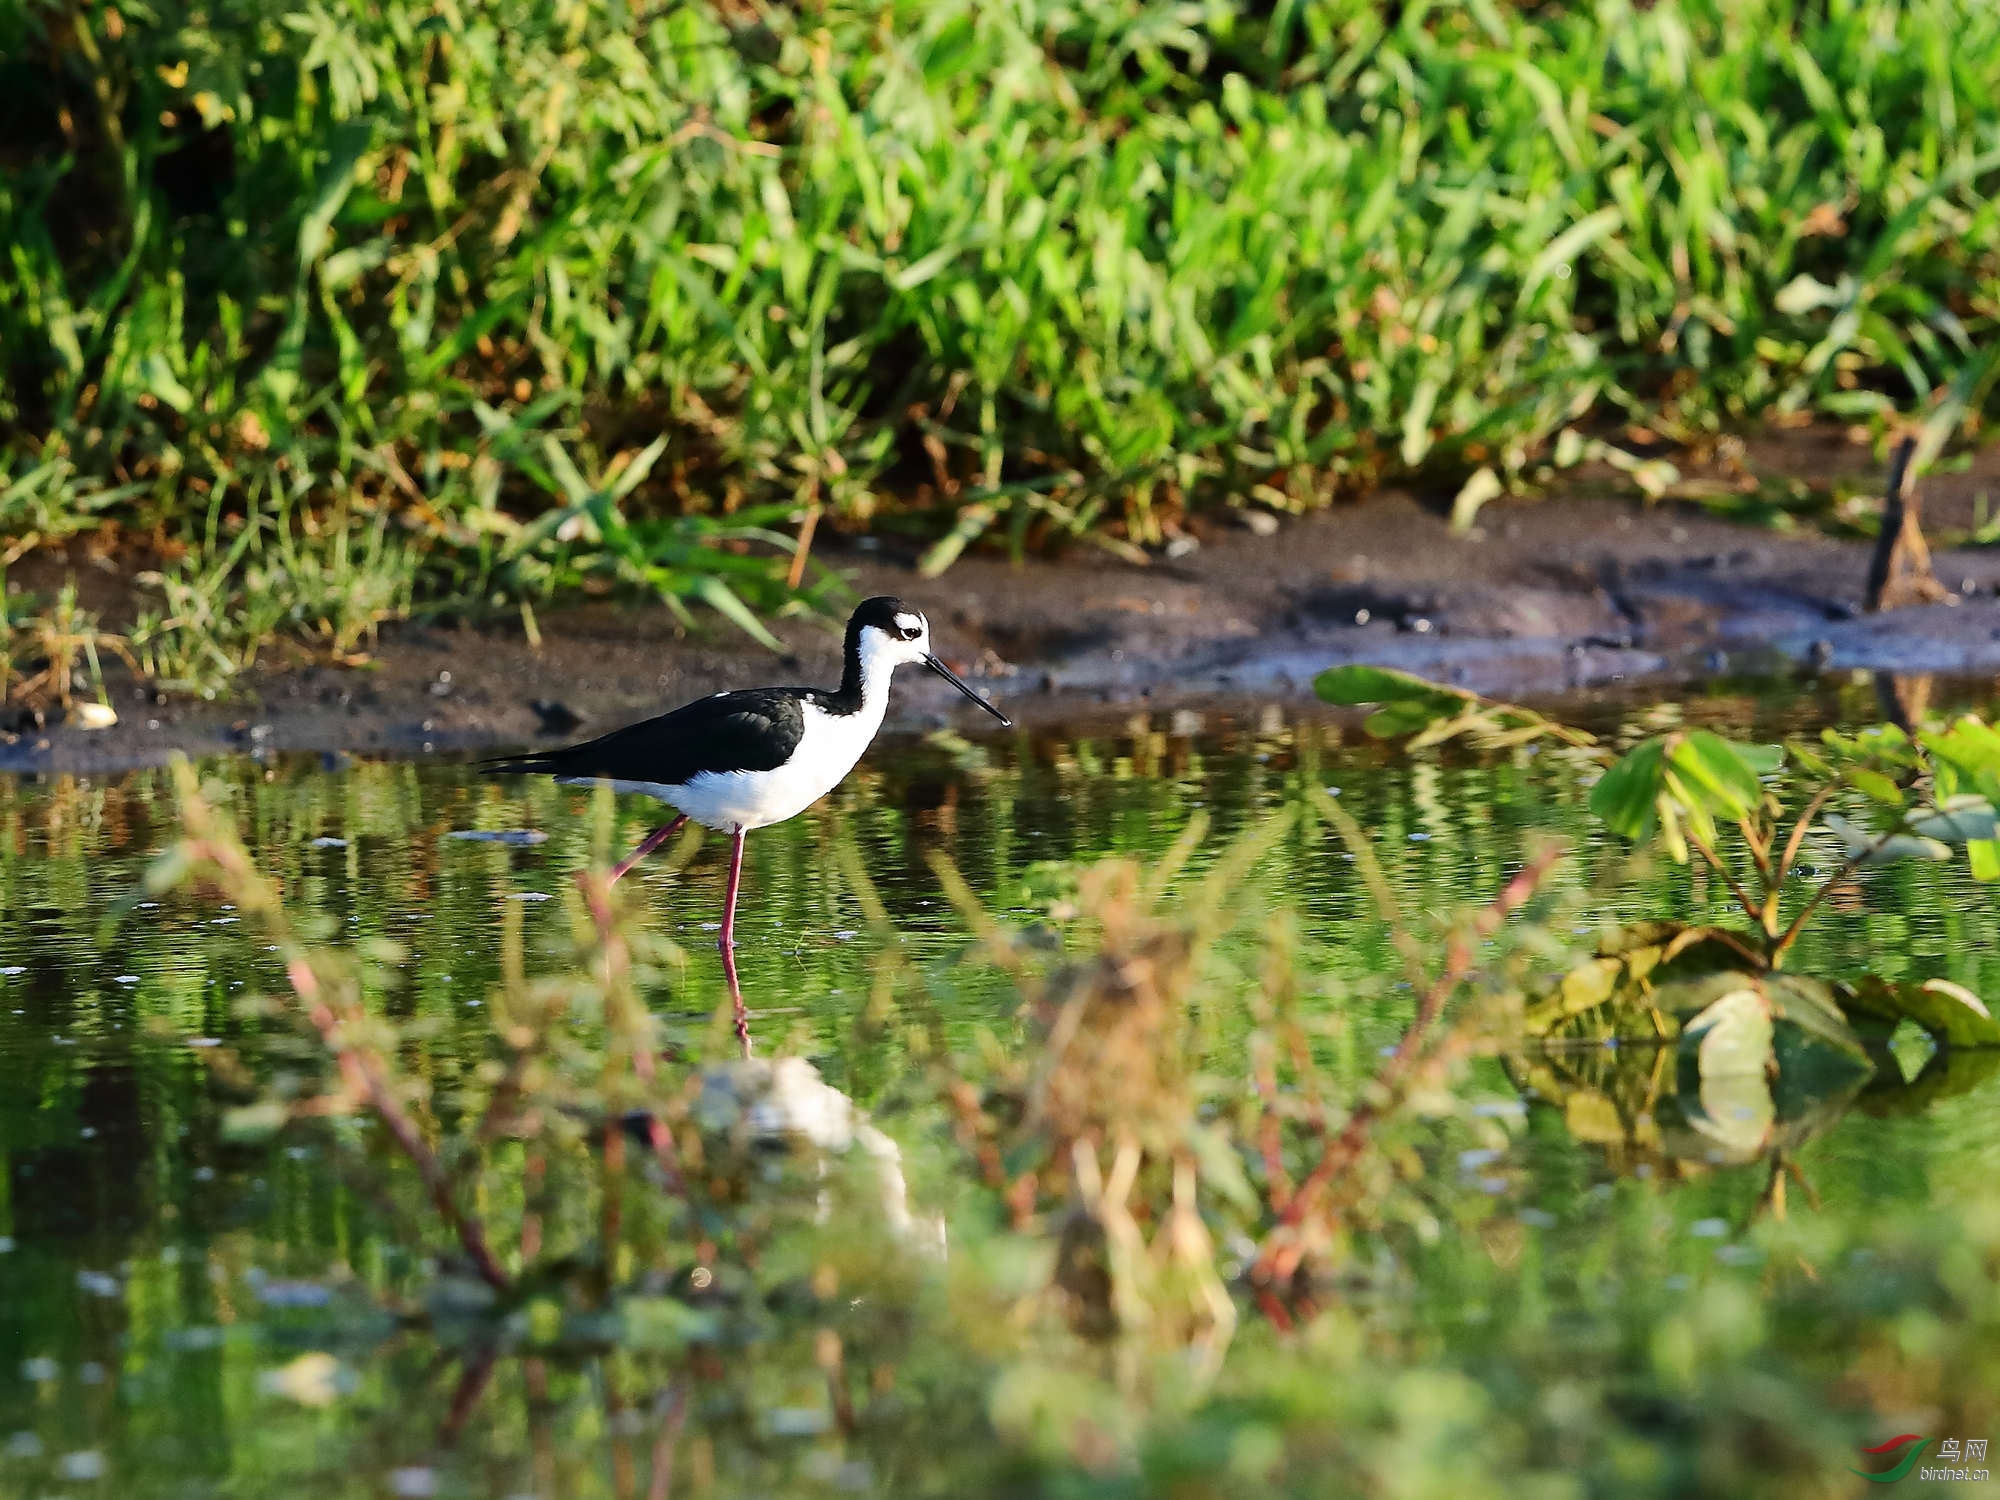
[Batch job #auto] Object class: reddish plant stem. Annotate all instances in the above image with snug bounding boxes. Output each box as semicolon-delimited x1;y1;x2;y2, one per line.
286;956;512;1292
945;1076;1006;1189
1254;847;1561;1285
176;827;510;1289
1249;1037;1293;1212
1684;829;1765;929
645;1385;689;1500
521;1149;545;1265
579;873;690;1199
1774;783;1836;886
438;1350;499;1445
1251;1284;1295;1334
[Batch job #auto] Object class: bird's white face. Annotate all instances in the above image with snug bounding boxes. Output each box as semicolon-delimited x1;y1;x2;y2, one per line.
858;609;933;674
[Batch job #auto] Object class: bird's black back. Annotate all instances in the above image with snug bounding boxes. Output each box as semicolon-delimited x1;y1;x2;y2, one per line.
484;687;808;787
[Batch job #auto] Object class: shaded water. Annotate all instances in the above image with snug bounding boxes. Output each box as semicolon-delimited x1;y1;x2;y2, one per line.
3;679;2000;1496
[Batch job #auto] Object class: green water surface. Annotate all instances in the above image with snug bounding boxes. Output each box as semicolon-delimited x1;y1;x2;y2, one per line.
3;680;1998;1497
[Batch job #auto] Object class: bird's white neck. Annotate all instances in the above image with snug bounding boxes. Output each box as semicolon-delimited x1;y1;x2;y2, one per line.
842;627;908;714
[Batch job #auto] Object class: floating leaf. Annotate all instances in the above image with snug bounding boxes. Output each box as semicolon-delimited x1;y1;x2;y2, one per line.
223;1100;289;1142
1313;667;1595;750
1313;665;1468;709
259;1352;346;1408
1909;796;2000;843
1840;976;2000;1048
1821;813;1951;864
1685;987;1774;1077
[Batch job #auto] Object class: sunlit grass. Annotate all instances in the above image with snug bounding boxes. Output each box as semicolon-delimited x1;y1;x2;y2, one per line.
4;1;2000;693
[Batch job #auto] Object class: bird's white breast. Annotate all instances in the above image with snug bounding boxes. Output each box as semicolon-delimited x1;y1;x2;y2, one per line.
569;698;886;832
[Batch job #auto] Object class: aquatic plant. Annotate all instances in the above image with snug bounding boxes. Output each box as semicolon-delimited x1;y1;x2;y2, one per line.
11;708;2000;1492
1322;663;2000;1217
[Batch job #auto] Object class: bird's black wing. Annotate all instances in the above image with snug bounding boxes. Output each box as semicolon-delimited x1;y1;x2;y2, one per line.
482;688;806;787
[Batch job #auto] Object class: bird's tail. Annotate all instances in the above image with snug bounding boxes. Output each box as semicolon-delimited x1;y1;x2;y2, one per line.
479;751;560;776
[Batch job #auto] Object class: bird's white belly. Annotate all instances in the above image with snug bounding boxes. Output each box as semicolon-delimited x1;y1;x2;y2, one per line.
563;700;884;832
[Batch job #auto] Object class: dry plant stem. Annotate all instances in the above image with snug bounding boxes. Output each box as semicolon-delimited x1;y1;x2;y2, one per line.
1737;815;1775;885
1867;434;1952;611
521;1150;545;1264
1250;1039;1294;1212
945;1077;1007;1190
787;500;822;591
605;1368;638;1500
176;784;509;1290
282;952;513;1291
1255;846;1562;1285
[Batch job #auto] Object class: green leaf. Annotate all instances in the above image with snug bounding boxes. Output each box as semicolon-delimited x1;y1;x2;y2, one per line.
1363;700;1455;739
297;120;374;269
222;1100;290;1143
1970;839;2000;881
1590;739;1667;841
1844;767;1906;807
1735;743;1786;777
688;575;783;651
917;502;997;579
1312;665;1467;709
1667;731;1765;819
1400;377;1441;468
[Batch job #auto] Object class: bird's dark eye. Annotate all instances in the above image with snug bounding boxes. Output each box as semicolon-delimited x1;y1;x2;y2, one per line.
897;621;922;640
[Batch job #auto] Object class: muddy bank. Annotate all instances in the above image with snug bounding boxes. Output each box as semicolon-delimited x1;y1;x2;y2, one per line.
7;475;2000;774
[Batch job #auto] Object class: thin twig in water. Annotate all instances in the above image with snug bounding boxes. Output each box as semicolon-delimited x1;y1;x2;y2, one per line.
1253;845;1562;1287
1685;827;1765;929
1310;787;1430;994
645;1384;689;1500
1774;783;1836;886
579;871;689;1196
279;947;513;1292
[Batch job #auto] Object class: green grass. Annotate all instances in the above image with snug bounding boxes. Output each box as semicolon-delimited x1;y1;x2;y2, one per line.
7;0;2000;692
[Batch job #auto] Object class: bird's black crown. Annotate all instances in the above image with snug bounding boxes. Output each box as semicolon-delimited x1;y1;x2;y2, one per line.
848;595;925;642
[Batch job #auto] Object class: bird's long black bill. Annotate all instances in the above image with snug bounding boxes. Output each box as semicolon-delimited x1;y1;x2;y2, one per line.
925;654;1012;726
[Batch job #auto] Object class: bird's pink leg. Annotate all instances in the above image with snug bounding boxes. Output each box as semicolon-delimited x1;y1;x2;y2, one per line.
607;814;688;885
718;825;751;1057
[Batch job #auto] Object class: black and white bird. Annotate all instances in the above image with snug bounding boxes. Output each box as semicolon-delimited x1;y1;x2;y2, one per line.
484;597;1010;979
